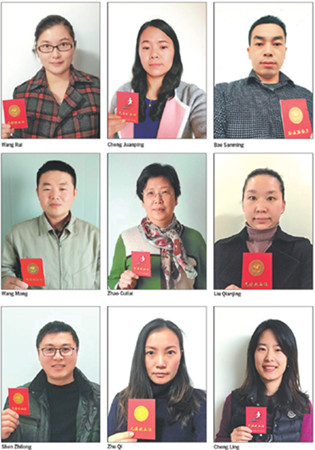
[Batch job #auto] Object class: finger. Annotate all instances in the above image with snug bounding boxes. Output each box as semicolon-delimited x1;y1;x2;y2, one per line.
108;113;122;119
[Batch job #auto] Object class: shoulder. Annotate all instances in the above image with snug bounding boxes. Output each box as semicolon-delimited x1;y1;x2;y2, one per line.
6;217;40;234
215;78;247;94
115;82;132;93
193;388;207;403
275;228;312;247
176;81;205;102
121;226;141;240
72;217;99;233
215;229;245;248
72;67;100;87
182;226;205;244
13;70;43;95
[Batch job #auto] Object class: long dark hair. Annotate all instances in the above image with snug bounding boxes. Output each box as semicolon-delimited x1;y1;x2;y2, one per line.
131;19;183;122
239;319;309;413
117;318;204;428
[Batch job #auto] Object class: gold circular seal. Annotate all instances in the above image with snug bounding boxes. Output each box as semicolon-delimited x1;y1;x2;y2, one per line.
249;260;265;277
289;107;303;124
8;105;21;118
27;263;39;274
13;393;24;404
134;405;149;422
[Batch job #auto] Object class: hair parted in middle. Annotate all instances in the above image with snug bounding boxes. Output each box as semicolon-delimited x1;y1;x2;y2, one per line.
131;19;183;123
239;319;309;414
117;318;205;429
136;163;181;201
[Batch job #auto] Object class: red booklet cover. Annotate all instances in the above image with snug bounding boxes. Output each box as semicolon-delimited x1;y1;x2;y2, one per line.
128;399;155;440
8;388;30;415
242;253;272;289
131;251;151;277
20;258;45;286
246;406;267;434
3;99;28;129
280;98;312;138
117;92;139;123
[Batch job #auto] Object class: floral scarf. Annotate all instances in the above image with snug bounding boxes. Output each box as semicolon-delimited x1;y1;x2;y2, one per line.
140;216;197;289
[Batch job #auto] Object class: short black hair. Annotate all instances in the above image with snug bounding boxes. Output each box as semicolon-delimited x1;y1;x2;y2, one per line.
34;15;75;43
248;15;287;45
136;163;181;201
242;168;285;201
36;160;77;188
36;321;79;348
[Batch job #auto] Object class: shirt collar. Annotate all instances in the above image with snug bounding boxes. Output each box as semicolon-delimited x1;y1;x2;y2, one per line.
29;65;93;91
247;69;295;87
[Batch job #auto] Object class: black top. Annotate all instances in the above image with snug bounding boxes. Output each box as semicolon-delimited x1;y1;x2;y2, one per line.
46;379;79;442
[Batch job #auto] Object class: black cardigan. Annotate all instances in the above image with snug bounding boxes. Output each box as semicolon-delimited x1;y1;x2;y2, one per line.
214;227;313;289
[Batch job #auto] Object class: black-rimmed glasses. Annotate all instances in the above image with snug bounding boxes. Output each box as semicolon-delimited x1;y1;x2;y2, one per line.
36;42;74;53
39;346;76;357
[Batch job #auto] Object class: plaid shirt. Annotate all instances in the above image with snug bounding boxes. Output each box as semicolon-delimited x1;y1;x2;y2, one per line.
214;70;313;139
12;66;100;138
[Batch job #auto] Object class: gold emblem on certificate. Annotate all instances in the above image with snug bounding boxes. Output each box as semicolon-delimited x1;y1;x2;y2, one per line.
27;263;39;274
13;392;24;404
8;104;21;118
249;260;265;277
289;107;303;124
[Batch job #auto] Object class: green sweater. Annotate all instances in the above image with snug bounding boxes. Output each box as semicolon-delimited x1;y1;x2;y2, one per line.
2;213;100;289
108;225;206;289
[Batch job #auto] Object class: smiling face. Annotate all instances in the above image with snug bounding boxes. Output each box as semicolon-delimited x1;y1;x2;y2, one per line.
38;332;78;385
36;170;77;224
242;175;285;229
247;23;287;83
139;26;175;82
142;176;177;228
36;24;75;78
254;329;288;394
145;328;182;384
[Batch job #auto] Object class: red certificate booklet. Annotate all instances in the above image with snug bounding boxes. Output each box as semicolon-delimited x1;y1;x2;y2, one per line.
117;92;139;123
3;99;28;129
242;253;272;289
128;399;155;440
131;251;151;277
20;258;45;286
280;98;312;138
9;388;30;415
246;406;267;434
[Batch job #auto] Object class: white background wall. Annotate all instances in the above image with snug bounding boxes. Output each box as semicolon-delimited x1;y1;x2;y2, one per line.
108;306;206;409
215;2;312;90
214;306;313;439
2;306;100;403
108;153;207;274
2;2;100;102
214;153;313;243
108;2;206;105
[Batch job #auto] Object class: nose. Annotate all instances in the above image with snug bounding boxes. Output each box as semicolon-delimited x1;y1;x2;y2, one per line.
150;46;159;59
51;46;61;57
49;189;60;199
264;348;274;361
155;354;166;368
153;193;163;203
264;43;273;56
255;201;267;213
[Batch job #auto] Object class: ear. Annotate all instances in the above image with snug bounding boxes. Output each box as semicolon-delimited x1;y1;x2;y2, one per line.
247;47;250;59
73;187;78;198
36;187;39;198
281;200;286;215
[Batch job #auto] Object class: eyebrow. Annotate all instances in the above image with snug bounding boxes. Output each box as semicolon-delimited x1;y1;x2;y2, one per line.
257;342;281;347
39;37;71;43
253;35;284;41
145;345;177;350
246;189;278;194
140;39;169;44
41;343;73;346
41;181;69;186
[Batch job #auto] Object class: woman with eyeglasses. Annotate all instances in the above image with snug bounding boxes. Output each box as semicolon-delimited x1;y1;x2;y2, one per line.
108;163;206;290
1;15;100;138
215;319;312;442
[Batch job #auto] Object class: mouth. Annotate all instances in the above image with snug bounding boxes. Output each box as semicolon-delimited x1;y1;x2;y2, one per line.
263;365;277;372
52;364;66;369
254;217;270;223
49;203;62;207
261;61;276;68
149;64;162;67
153;372;168;378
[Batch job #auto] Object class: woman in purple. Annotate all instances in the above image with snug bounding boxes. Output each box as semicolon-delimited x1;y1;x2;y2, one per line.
215;319;312;442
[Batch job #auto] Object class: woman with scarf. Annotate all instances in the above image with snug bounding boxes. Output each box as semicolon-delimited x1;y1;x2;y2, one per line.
108;163;206;289
2;15;100;139
108;19;206;139
108;318;206;442
215;319;312;442
214;168;312;289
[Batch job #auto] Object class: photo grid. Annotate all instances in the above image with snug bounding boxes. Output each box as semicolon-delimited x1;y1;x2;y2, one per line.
0;1;313;449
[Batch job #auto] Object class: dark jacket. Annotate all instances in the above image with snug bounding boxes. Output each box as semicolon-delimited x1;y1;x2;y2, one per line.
214;227;313;289
12;66;100;138
3;368;100;442
231;388;306;442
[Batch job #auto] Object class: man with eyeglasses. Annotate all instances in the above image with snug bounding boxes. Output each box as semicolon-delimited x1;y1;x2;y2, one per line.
1;321;100;442
1;159;100;290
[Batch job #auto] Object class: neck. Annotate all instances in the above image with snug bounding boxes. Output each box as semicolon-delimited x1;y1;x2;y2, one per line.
264;379;281;396
146;75;164;99
46;212;70;231
46;69;71;87
255;71;280;84
47;374;74;386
